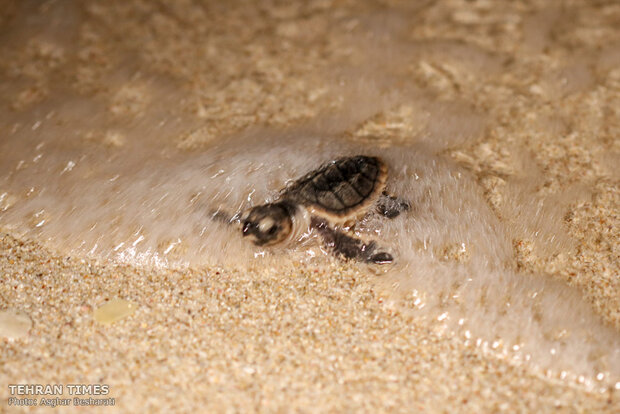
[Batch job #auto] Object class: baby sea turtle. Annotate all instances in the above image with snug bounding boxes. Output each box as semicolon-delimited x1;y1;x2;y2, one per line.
240;155;409;264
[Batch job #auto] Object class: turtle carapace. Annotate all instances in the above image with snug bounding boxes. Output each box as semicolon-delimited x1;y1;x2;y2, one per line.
241;155;409;264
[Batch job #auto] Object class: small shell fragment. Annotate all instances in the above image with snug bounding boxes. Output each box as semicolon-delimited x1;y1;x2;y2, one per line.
93;298;136;325
0;309;33;339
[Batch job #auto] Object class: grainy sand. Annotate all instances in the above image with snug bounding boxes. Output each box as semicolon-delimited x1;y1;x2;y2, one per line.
1;1;619;412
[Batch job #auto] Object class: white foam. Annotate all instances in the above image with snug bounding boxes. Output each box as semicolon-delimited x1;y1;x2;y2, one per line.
0;4;617;390
0;103;618;389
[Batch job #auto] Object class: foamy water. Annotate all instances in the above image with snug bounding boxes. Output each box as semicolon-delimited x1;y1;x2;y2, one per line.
1;94;618;392
1;1;618;394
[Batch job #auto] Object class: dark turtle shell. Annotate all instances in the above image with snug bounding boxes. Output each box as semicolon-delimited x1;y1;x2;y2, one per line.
281;155;387;220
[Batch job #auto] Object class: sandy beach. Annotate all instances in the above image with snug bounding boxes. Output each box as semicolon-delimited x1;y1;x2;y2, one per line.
1;1;619;412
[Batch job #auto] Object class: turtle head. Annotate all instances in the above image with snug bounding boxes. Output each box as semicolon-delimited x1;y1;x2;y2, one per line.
242;202;294;246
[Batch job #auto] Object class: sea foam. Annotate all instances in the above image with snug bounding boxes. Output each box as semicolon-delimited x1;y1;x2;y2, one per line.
1;97;618;391
0;3;618;391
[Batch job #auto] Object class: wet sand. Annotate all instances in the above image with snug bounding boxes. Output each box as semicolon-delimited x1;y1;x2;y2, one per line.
1;1;619;412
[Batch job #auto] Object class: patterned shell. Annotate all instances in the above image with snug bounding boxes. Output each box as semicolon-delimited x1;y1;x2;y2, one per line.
281;155;387;219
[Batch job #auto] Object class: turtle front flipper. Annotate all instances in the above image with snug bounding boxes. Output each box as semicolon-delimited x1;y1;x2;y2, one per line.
376;191;410;219
209;209;241;225
311;217;393;264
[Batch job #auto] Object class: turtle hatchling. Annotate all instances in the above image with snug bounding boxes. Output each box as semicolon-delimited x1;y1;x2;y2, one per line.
239;155;409;264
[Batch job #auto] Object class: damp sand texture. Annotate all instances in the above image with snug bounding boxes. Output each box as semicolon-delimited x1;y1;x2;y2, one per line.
1;1;619;413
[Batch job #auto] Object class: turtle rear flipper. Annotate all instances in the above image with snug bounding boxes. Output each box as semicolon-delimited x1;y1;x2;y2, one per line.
376;191;410;219
311;217;393;264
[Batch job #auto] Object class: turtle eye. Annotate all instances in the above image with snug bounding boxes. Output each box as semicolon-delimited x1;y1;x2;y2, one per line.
258;217;275;234
268;225;278;235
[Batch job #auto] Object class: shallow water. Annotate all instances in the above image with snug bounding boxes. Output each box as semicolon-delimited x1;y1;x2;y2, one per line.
1;93;618;391
1;0;618;394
